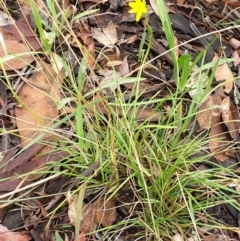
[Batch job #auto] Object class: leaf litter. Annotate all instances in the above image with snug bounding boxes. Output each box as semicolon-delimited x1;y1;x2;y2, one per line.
0;0;240;240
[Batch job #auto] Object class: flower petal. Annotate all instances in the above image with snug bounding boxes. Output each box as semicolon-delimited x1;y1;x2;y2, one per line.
142;1;147;12
128;9;136;13
135;12;141;22
142;7;147;13
128;2;137;8
128;0;147;22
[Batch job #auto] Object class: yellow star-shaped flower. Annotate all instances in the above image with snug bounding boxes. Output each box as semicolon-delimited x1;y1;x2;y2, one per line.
128;0;147;22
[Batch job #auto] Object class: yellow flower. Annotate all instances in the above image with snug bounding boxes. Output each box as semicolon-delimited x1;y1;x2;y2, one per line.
128;0;147;22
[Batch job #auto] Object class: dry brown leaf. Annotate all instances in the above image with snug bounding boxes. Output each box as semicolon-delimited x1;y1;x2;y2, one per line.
214;85;226;97
15;59;63;147
174;35;179;57
94;199;116;227
25;36;42;51
0;22;36;42
232;51;240;67
98;45;120;67
0;224;31;241
221;97;230;113
92;21;117;46
197;93;222;129
61;0;71;9
197;97;212;129
78;21;92;46
201;233;231;241
78;232;86;241
3;22;40;50
67;192;97;232
205;0;217;3
0;11;13;26
78;21;95;69
209;124;233;162
67;192;79;226
132;106;162;121
172;233;184;241
236;228;240;241
177;0;186;3
13;22;42;51
123;34;138;44
213;55;233;94
229;38;240;50
119;56;130;77
221;97;240;140
106;60;123;67
0;0;41;51
122;80;152;91
79;202;97;232
67;191;116;231
0;39;34;70
0;147;70;192
17;0;32;23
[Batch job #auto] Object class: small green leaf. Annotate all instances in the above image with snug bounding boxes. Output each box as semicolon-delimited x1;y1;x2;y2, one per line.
55;232;63;241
